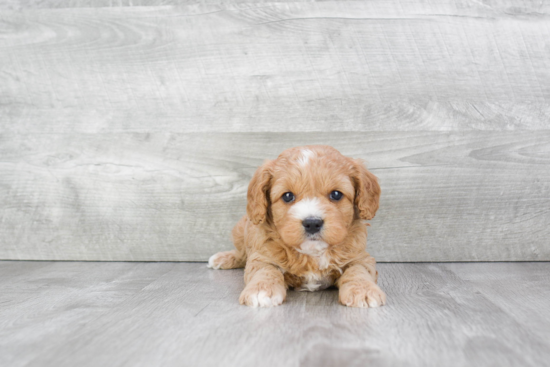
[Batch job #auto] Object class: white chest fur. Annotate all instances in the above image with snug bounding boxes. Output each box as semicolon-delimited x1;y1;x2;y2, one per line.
297;240;329;267
296;240;334;291
299;272;333;292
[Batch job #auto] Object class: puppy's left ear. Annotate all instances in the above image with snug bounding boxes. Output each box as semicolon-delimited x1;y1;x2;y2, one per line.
350;159;381;220
246;160;274;225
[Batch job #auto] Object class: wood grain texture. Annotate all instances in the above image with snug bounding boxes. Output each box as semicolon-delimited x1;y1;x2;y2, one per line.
1;2;549;133
1;261;549;367
0;132;549;261
443;262;550;346
2;0;550;12
1;2;550;261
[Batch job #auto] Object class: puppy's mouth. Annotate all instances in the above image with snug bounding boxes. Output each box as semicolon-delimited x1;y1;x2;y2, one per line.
306;233;323;241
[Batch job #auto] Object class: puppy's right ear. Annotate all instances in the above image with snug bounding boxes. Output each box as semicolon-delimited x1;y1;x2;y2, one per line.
247;160;273;225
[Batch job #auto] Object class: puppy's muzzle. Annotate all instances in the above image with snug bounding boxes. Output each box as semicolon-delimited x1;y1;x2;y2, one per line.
302;217;324;235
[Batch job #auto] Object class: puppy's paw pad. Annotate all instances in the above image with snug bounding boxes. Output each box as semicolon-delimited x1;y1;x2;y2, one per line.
239;286;286;308
339;283;386;308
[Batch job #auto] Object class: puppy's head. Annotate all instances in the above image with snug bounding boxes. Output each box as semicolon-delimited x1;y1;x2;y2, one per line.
247;145;380;247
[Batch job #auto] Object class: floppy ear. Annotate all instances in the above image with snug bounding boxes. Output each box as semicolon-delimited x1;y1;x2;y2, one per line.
246;160;273;225
350;159;381;220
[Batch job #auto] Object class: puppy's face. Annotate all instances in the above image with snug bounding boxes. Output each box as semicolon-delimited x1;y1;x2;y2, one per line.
247;146;380;248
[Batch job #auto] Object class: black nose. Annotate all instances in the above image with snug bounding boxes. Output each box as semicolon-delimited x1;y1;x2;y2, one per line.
302;217;324;234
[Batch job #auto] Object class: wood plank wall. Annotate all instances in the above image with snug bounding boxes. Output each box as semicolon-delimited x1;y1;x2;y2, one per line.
1;0;549;261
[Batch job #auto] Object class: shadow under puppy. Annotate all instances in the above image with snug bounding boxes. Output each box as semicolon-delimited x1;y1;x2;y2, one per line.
208;145;386;308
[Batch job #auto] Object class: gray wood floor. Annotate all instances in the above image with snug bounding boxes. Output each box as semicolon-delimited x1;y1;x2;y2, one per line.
1;261;549;367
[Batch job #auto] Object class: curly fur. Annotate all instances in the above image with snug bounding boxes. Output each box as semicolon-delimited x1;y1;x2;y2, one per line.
208;145;386;308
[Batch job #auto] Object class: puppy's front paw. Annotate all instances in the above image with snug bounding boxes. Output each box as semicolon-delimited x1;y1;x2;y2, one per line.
339;282;386;308
239;283;286;308
207;251;244;270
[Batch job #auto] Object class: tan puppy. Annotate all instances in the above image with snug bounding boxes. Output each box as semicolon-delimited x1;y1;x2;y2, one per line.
208;145;386;308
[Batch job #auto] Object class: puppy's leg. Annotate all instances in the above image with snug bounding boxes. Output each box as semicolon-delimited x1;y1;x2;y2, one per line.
337;256;386;308
207;215;247;270
239;258;286;308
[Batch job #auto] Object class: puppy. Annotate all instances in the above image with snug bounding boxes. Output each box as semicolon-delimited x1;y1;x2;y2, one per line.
208;145;386;308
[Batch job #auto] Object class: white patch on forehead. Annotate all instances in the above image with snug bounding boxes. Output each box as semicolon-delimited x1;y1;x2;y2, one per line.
289;197;324;220
297;149;314;166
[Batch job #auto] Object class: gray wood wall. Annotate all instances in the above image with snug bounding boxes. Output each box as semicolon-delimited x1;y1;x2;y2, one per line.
1;0;549;261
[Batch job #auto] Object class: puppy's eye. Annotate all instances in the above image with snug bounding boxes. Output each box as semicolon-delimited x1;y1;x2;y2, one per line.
329;190;343;201
282;192;295;203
